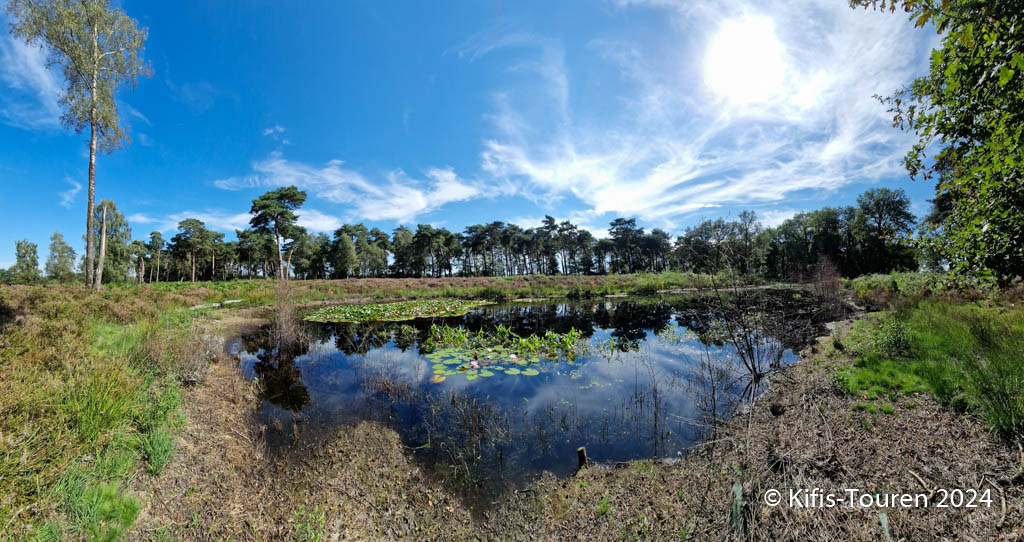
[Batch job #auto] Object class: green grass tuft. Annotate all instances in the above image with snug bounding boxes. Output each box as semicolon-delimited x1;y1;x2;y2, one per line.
139;426;176;475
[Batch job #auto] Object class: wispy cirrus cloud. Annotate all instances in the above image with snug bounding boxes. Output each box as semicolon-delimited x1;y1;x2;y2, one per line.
58;177;81;209
213;152;483;223
0;32;62;129
120;102;150;126
469;0;936;229
194;1;935;235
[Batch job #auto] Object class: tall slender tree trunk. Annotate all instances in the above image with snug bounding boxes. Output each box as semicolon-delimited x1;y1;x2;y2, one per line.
85;114;97;288
155;250;161;282
191;250;196;282
93;206;107;289
274;226;285;281
85;29;100;289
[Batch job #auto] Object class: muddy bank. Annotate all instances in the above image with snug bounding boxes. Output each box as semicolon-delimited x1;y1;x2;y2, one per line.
129;311;1022;541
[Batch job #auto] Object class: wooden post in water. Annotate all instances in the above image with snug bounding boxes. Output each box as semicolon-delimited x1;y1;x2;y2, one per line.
577;446;588;471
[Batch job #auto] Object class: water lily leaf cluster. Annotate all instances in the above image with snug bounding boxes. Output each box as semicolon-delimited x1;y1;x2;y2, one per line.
304;299;491;323
425;346;545;382
424;324;588;361
422;323;589;382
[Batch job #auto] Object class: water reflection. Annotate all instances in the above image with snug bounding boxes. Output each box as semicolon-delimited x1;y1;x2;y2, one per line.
232;291;839;505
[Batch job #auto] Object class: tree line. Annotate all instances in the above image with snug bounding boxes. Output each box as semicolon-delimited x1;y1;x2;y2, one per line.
2;185;927;285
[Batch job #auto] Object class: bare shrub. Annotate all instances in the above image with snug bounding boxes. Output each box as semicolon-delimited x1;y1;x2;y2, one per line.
271;281;308;346
810;256;842;301
687;348;743;441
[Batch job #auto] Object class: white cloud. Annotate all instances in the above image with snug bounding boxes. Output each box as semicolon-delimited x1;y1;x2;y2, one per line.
509;216;544;230
296;209;341;232
58;178;81;209
262;124;289;144
0;33;62;129
137;133;153;147
120;102;151;126
470;0;935;229
213;152;484;223
758;209;799;228
127;213;156;224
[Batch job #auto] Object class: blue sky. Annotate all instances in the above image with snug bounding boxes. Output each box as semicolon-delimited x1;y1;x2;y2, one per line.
0;0;940;267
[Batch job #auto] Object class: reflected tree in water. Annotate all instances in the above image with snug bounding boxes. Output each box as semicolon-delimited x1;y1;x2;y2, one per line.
241;329;312;411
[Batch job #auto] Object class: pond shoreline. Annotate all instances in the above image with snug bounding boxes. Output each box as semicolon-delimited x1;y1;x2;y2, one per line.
129;293;1021;540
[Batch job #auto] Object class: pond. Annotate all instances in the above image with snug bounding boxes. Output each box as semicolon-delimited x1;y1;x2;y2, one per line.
230;289;839;506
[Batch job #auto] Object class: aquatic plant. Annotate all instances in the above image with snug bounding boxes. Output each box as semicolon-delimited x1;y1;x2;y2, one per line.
655;325;698;345
304;299;491;323
424;324;588;362
421;324;590;381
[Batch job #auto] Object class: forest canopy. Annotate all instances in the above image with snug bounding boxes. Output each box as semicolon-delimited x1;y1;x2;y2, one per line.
2;186;921;284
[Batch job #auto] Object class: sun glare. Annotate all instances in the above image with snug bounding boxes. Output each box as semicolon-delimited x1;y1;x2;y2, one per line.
704;16;787;107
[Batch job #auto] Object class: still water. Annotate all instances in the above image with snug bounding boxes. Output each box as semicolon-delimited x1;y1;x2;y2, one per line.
231;291;832;503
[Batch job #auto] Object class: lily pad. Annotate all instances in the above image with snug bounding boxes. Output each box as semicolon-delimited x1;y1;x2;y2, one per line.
429;375;445;384
466;373;478;381
479;370;495;377
521;368;540;376
505;368;521;375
